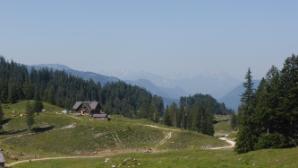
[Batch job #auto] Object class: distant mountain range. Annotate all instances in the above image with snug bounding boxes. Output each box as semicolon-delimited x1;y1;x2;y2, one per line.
119;71;241;99
126;79;187;99
220;80;261;111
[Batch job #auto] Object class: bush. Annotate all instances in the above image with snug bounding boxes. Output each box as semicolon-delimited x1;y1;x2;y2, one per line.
33;100;43;113
255;133;287;149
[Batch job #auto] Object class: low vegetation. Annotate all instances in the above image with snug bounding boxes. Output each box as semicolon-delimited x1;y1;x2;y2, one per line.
13;147;298;168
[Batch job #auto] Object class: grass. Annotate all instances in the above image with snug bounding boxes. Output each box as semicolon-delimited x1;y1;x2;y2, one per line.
13;147;298;168
159;131;226;150
0;101;225;163
214;115;233;136
2;102;298;168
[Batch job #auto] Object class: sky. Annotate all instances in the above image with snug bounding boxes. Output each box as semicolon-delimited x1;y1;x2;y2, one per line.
0;0;297;80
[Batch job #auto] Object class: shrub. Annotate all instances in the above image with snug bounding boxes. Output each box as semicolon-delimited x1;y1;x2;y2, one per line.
255;133;287;149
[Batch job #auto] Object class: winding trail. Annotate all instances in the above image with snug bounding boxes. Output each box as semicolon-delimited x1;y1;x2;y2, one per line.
6;149;164;167
145;125;236;150
207;135;236;150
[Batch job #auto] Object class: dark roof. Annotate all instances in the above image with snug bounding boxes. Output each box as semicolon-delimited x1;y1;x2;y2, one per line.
73;101;83;110
93;113;108;118
72;101;99;110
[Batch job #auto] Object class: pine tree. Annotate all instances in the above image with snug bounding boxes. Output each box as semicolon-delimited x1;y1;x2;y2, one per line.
26;102;35;131
230;113;238;130
179;97;188;129
23;78;34;100
254;78;268;133
169;103;178;127
236;69;257;153
164;107;172;126
8;83;18;103
195;105;214;136
33;96;43;114
279;55;298;140
255;67;280;135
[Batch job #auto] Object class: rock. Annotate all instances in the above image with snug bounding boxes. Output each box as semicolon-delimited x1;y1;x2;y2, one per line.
104;158;110;163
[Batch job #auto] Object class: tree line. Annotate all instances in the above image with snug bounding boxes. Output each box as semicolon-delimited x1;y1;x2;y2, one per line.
236;54;298;153
0;56;164;121
164;94;233;136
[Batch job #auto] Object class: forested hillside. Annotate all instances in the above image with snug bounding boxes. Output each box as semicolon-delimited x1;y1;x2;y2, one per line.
164;94;233;136
32;64;120;85
0;57;163;120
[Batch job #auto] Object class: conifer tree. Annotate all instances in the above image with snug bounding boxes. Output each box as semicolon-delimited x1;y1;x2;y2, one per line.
230;113;238;130
26;102;35;131
279;55;298;140
33;96;43;114
254;78;268;133
169;103;178;127
164;107;172;126
236;69;257;153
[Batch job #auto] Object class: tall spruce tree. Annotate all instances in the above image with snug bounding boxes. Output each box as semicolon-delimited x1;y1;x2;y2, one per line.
236;69;257;153
169;103;178;127
254;78;268;134
164;106;172;126
261;66;280;135
230;113;238;130
279;55;298;141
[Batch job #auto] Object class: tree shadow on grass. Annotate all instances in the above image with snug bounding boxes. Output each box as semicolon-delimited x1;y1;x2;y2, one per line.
0;129;27;135
32;125;55;133
1;118;12;125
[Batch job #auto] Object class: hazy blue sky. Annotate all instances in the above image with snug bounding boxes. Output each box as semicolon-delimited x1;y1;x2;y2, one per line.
0;0;297;80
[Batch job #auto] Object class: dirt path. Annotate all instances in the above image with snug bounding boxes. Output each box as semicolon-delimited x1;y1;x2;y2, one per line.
207;135;236;150
145;125;236;150
144;125;174;147
158;132;172;146
6;149;164;167
144;125;180;132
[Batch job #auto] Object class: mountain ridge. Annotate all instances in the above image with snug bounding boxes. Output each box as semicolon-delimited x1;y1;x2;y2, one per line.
220;80;261;111
32;64;120;85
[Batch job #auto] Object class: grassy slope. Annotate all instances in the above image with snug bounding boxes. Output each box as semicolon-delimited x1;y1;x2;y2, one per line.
14;148;298;168
3;102;298;168
0;101;225;162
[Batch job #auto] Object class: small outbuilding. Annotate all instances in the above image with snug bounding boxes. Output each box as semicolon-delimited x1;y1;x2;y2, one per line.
72;101;110;120
72;101;101;115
